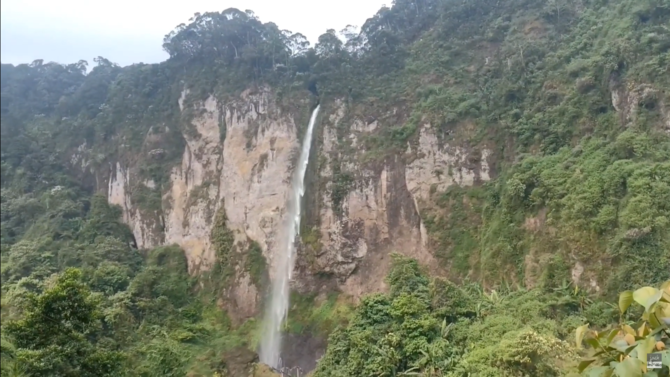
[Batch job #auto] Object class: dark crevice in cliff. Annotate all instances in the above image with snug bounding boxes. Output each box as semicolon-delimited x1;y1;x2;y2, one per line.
307;80;319;98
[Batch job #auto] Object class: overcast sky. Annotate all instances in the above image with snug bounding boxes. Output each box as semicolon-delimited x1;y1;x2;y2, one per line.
1;0;387;67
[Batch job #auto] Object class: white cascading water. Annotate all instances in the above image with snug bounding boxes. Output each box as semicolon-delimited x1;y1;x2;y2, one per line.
259;105;320;368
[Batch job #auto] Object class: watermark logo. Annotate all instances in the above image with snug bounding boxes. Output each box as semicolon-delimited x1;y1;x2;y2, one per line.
648;353;662;370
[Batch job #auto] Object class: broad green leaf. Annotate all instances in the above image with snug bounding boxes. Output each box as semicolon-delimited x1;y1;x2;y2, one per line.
605;329;619;346
576;324;589;349
629;348;639;359
586;338;601;349
612;339;630;352
638;323;649;337
587;366;612;377
648;310;661;329
650;326;666;336
660;280;670;293
633;287;662;313
623;325;636;336
613;340;633;353
620;291;634;313
657;302;670;320
636;337;656;373
661;282;670;303
614;357;643;377
579;359;596;372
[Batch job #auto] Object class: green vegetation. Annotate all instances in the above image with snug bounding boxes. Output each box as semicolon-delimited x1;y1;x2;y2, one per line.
246;241;268;288
424;131;670;292
576;281;670;376
314;255;574;376
329;0;670;294
0;192;259;376
330;163;355;214
210;206;236;286
0;9;305;376
2;0;670;375
295;0;670;299
3;268;123;376
484;132;669;292
285;292;354;337
314;255;669;376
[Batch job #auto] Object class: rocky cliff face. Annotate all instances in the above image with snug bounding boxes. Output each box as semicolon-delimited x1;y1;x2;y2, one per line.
100;88;494;313
61;66;670;334
295;102;492;299
609;79;670;134
104;88;309;321
100;76;670;312
108;93;491;309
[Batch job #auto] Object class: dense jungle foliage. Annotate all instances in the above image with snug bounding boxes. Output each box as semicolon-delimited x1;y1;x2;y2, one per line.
2;0;670;375
314;255;669;376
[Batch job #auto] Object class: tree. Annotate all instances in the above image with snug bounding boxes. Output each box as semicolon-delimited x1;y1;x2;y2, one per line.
339;25;361;54
286;32;310;57
77;195;134;245
67;60;89;75
4;268;124;376
314;255;456;377
93;56;117;68
315;30;344;58
3;240;48;282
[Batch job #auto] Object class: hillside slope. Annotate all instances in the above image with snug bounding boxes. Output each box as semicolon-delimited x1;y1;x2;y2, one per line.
1;0;669;375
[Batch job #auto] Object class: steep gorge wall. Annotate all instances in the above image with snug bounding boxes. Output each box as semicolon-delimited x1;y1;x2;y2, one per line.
103;88;310;320
98;88;494;313
295;101;492;299
68;69;670;328
95;73;670;316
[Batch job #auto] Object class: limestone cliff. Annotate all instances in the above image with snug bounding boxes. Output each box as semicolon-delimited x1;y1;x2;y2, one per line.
104;88;310;320
99;72;670;310
295;101;492;299
100;85;493;316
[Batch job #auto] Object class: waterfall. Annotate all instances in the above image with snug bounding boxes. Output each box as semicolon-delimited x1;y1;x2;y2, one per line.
260;105;320;368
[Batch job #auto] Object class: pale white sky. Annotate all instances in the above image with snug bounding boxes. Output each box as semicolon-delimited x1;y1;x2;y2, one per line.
1;0;387;67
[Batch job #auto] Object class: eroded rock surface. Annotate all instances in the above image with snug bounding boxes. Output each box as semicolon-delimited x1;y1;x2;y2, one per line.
303;103;492;299
104;92;493;306
105;88;302;321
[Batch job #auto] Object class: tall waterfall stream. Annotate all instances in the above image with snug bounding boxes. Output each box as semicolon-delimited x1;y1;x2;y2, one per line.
259;105;320;369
